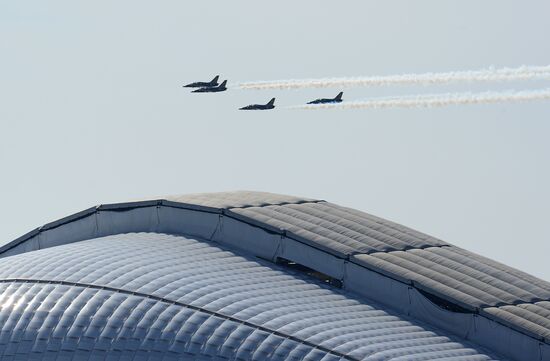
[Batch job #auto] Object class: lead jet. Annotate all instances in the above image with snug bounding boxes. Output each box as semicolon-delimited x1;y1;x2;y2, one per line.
307;92;343;104
183;75;219;88
239;98;275;110
192;80;227;93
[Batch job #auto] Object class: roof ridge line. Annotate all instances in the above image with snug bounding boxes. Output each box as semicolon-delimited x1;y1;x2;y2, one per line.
228;199;325;210
481;297;550;309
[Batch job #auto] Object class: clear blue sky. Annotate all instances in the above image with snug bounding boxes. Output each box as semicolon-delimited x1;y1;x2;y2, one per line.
1;1;549;280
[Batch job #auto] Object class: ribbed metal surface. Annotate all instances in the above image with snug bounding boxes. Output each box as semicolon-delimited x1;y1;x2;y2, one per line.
161;191;318;209
0;282;343;361
0;233;499;360
1;190;549;354
354;246;550;309
485;302;550;339
232;202;446;254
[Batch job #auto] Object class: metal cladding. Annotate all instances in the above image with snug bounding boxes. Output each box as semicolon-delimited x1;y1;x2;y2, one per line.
0;191;549;360
0;233;499;360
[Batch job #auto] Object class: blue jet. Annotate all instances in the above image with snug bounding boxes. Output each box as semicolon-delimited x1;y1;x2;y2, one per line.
184;75;219;88
192;80;227;93
239;98;276;110
307;92;343;104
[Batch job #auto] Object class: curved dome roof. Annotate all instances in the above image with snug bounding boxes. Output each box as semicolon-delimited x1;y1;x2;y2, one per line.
0;191;548;360
0;233;498;361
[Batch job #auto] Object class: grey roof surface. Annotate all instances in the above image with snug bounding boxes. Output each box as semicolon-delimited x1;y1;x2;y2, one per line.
169;192;550;339
353;246;550;308
161;191;447;254
0;232;499;360
1;190;549;360
160;190;318;209
231;202;447;254
485;302;550;339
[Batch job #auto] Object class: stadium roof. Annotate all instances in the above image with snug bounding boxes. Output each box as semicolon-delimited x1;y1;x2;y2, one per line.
0;191;548;360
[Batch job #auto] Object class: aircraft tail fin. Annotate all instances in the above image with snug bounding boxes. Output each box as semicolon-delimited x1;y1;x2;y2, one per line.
335;92;343;101
211;75;219;83
267;98;275;106
220;80;227;88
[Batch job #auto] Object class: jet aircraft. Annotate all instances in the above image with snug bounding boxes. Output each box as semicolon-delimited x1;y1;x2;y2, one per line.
307;92;343;104
183;75;219;88
192;80;227;93
239;98;275;110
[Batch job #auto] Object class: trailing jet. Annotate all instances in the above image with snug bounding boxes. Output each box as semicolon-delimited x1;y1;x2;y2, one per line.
192;80;227;93
183;75;219;88
239;98;275;110
307;92;343;104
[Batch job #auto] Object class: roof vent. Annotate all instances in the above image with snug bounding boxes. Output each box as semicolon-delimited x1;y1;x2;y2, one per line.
276;257;343;288
418;289;472;313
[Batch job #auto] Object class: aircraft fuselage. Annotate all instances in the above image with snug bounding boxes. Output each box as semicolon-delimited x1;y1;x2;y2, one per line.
239;104;274;110
307;98;342;104
192;87;226;93
184;81;217;88
239;98;275;110
192;81;228;93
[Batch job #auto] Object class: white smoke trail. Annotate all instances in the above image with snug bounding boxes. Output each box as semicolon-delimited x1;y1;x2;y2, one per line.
295;88;550;110
239;65;550;90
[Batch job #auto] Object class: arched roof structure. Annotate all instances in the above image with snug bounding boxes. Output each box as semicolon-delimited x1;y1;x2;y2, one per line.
0;191;548;360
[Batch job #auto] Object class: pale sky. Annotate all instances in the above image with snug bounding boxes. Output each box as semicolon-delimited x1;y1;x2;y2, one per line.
1;1;549;280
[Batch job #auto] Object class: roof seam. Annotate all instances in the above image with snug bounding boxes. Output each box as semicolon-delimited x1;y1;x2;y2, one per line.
362;246;550;309
361;244;451;255
244;205;392;252
287;203;432;250
227;199;325;210
0;278;360;361
324;203;444;245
